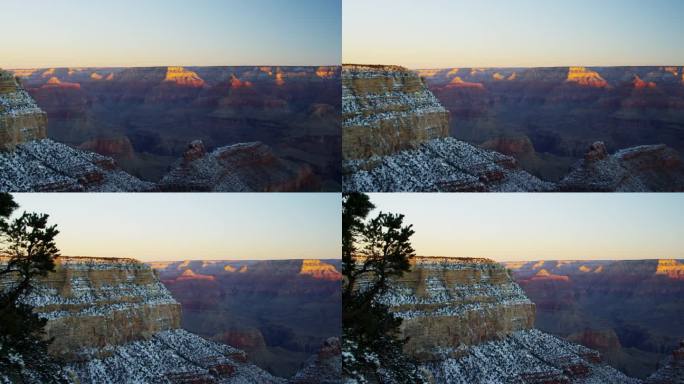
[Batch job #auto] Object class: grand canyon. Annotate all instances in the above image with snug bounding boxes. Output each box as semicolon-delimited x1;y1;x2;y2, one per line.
1;66;340;191
0;256;341;383
503;259;684;380
347;255;684;383
148;259;342;379
342;65;684;191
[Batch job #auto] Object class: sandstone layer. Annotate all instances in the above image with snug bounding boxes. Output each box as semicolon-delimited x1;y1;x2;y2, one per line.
0;69;47;151
375;257;535;362
159;140;316;192
342;64;449;159
0;256;284;383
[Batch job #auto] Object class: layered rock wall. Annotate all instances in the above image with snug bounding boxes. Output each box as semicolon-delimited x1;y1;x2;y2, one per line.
376;257;535;361
0;70;47;151
342;65;449;159
1;256;180;361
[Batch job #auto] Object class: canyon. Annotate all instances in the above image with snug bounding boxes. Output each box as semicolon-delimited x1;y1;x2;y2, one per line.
343;64;684;191
352;256;642;383
3;66;341;190
503;259;684;379
419;66;684;186
0;69;323;192
0;256;287;383
149;259;342;378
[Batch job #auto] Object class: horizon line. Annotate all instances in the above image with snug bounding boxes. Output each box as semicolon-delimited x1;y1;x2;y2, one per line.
342;63;684;70
3;64;342;71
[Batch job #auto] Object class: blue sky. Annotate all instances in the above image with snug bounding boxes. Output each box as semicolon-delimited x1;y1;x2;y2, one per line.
368;193;684;261
344;0;684;68
1;0;341;68
11;193;341;262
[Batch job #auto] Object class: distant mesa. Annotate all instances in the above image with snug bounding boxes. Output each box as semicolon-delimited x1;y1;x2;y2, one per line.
176;268;216;281
529;268;570;282
163;66;205;87
299;259;342;281
492;72;505;80
90;72;103;80
42;76;81;89
655;259;684;280
416;69;441;78
446;76;485;89
579;265;592;272
315;66;337;78
566;66;608;88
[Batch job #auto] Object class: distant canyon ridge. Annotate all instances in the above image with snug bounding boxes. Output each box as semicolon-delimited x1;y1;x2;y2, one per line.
503;259;684;379
419;66;684;182
6;66;341;190
148;259;342;378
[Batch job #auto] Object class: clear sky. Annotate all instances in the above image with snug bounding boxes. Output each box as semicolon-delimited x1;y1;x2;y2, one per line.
367;193;684;262
10;193;341;262
343;0;684;68
1;0;341;68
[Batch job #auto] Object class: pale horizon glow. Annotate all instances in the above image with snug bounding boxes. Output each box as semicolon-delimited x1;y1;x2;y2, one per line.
343;0;684;68
367;194;684;262
10;193;341;262
1;0;341;68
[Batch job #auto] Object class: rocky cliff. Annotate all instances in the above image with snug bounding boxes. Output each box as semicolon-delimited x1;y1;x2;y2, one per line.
647;340;684;384
360;256;640;383
291;337;342;384
342;65;449;159
342;65;553;192
559;141;684;191
0;69;47;151
0;256;284;383
159;140;317;191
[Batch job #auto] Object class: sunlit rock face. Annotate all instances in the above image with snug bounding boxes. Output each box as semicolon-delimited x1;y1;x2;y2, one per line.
559;141;684;191
299;259;342;281
163;66;206;87
566;67;609;88
655;259;684;280
0;256;181;361
633;75;657;89
0;70;47;151
159;140;316;192
342;64;450;159
0;256;285;384
371;257;535;362
42;76;81;89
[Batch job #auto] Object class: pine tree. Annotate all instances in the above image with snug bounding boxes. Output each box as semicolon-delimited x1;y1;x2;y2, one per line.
342;193;424;383
0;193;65;383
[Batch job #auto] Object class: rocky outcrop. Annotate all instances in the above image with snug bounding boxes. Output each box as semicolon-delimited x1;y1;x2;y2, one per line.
647;340;684;384
559;141;684;191
374;257;535;362
0;70;47;151
159;140;317;191
342;64;449;159
566;67;609;88
0;139;154;192
344;137;553;192
353;256;640;383
78;136;136;160
0;256;284;383
342;65;553;192
163;66;205;87
291;337;341;384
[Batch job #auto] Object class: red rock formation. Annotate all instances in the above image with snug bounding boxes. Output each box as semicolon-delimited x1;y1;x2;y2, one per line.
299;259;342;281
655;259;684;280
566;67;608;88
79;136;135;160
633;75;657;89
163;66;205;87
230;74;252;88
42;76;81;89
446;76;485;90
176;268;216;281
